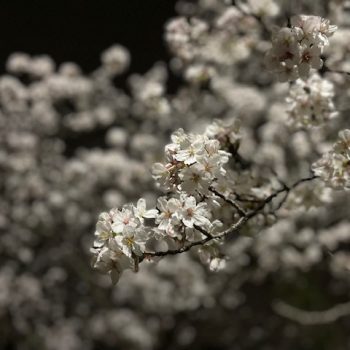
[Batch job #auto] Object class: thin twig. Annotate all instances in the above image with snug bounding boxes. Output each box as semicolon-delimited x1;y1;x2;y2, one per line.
143;174;318;260
234;193;263;204
321;64;350;77
194;224;213;239
275;175;318;211
209;186;247;216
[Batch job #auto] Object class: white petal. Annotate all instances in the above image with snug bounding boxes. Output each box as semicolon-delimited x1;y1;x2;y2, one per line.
144;208;158;218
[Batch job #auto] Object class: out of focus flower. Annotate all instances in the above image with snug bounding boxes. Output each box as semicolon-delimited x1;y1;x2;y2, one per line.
313;130;350;188
286;74;338;127
265;15;337;81
100;44;130;75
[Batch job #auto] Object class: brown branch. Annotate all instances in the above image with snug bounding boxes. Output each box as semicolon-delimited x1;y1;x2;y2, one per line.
321;64;350;77
275;175;318;211
194;224;213;239
142;174;318;261
273;300;350;325
234;193;263;204
209;186;247;216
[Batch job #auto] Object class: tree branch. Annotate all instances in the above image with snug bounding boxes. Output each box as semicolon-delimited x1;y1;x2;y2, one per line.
321;64;350;77
209;186;247;216
143;174;318;260
272;300;350;325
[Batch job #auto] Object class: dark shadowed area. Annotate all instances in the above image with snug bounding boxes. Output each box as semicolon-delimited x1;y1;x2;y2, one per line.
0;1;176;74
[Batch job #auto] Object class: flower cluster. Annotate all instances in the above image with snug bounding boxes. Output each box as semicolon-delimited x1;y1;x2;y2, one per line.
265;15;337;81
165;5;262;81
91;199;157;283
312;129;350;188
286;73;338;128
91;121;241;283
152;120;239;192
91;195;220;284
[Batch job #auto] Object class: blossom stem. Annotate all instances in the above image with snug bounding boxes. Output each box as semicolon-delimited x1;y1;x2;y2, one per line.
209;186;247;216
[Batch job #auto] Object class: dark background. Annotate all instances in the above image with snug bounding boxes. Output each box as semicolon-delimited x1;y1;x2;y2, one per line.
0;0;177;75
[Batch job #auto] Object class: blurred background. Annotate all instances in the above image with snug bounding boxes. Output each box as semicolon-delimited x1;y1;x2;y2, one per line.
1;1;350;349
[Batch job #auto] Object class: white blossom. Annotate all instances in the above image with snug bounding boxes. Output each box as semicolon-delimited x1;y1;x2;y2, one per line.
265;15;337;81
286;73;338;128
156;197;182;232
179;196;211;228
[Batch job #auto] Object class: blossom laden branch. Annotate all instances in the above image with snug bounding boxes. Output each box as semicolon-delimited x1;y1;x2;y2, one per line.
91;120;241;283
209;186;247;216
144;175;318;259
91;135;318;285
90;12;346;286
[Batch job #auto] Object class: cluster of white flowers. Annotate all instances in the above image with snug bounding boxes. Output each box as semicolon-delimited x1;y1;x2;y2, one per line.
128;63;171;120
165;5;263;82
91;192;221;283
286;73;338;127
91;120;243;283
265;15;337;81
152;122;237;192
91;199;157;284
312;129;350;189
